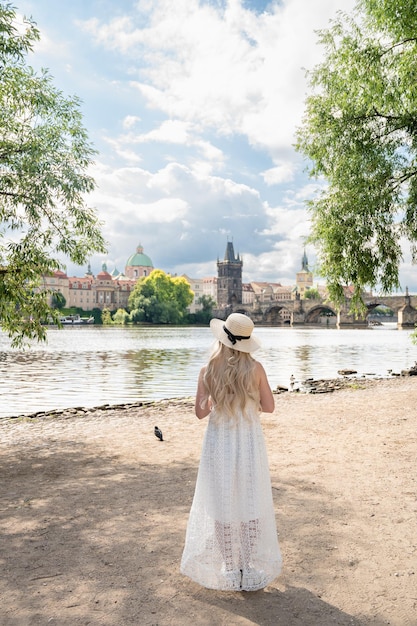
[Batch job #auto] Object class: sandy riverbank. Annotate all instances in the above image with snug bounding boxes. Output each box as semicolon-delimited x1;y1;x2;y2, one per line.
1;377;416;626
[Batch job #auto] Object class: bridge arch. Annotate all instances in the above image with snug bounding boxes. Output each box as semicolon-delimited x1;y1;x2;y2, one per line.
304;304;337;325
262;304;292;325
365;301;395;314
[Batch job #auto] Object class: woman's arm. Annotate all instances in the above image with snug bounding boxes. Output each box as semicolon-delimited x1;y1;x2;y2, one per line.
195;366;211;419
255;361;275;413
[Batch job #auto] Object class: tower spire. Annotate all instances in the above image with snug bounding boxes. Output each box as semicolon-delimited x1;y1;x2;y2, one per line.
302;248;309;271
217;238;243;308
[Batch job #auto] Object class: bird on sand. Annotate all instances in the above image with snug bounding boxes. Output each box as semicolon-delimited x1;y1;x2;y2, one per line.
154;426;163;441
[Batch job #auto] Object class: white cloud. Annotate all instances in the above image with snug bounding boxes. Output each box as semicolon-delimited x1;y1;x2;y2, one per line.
102;136;143;163
84;158;277;275
262;162;296;185
122;115;141;129
138;119;190;144
25;0;409;291
147;162;192;193
136;120;225;165
102;118;226;172
81;0;356;159
84;158;322;289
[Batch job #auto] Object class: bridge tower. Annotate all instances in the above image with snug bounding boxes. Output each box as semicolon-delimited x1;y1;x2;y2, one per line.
296;248;313;298
217;240;243;308
398;287;417;328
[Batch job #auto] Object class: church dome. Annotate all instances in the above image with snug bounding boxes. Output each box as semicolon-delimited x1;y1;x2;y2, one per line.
126;244;153;268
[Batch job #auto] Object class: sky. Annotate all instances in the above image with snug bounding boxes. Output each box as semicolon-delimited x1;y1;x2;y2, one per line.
14;0;414;292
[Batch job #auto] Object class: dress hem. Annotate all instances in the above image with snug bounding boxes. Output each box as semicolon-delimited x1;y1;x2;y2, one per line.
180;565;282;592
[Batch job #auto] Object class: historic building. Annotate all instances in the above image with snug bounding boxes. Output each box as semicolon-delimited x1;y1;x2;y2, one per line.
41;240;315;316
203;277;217;302
67;274;95;310
181;275;218;313
249;282;293;304
242;282;292;322
125;243;154;279
295;249;314;297
242;282;254;305
44;270;71;306
216;240;243;308
181;275;205;314
42;244;152;312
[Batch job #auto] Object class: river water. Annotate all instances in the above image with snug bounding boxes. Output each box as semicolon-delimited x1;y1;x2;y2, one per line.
1;324;416;418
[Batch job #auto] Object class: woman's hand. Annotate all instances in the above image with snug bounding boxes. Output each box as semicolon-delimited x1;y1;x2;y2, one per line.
256;361;275;413
195;367;211;419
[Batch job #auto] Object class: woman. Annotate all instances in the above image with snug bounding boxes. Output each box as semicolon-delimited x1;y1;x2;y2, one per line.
180;313;282;591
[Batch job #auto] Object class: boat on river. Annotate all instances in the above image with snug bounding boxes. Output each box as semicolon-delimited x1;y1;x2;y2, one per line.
60;314;94;325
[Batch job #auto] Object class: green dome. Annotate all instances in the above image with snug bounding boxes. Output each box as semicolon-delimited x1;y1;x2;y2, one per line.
126;244;153;268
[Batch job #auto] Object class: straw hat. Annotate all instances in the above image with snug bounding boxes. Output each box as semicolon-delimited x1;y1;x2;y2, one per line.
210;313;261;353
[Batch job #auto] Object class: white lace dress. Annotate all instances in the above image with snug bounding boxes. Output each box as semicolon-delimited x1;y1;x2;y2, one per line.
180;402;282;591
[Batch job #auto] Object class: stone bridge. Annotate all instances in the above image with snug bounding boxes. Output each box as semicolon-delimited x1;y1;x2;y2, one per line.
215;292;417;329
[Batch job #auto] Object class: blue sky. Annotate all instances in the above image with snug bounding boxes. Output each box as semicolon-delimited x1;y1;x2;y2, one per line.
16;0;414;292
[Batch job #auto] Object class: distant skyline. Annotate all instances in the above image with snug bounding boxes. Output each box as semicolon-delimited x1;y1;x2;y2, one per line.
68;238;308;288
15;0;416;292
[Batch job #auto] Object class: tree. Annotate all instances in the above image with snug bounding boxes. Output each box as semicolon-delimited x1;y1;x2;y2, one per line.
50;292;66;310
0;3;106;346
113;308;130;325
101;308;113;325
295;0;417;310
304;287;320;300
193;295;216;324
129;269;194;324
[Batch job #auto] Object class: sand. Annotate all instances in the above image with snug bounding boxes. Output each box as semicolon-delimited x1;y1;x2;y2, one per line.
1;377;416;626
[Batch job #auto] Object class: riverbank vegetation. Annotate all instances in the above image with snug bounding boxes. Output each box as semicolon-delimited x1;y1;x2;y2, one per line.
0;3;106;347
101;270;216;326
128;270;194;324
296;0;417;311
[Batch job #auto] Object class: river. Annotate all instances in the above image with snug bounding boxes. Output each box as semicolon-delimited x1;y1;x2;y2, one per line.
1;324;416;418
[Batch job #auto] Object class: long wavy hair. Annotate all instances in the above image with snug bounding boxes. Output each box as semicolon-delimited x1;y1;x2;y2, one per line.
202;341;260;421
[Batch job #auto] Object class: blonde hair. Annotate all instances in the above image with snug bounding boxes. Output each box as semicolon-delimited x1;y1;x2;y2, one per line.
202;342;260;421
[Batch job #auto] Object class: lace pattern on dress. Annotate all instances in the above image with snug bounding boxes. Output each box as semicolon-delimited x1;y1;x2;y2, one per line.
181;406;282;591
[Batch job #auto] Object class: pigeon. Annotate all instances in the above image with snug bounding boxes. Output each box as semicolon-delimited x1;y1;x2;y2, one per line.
154;426;163;441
